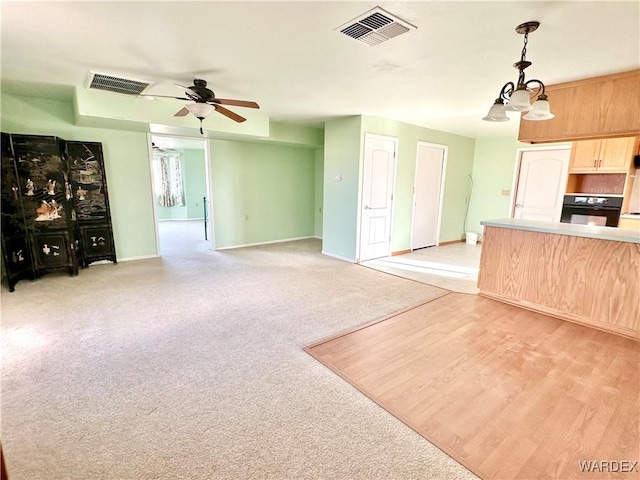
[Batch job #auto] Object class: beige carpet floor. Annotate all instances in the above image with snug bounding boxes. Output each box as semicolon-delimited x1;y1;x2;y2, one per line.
1;225;478;480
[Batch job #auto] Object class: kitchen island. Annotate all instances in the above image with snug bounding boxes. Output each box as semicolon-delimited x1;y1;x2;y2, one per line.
478;218;640;340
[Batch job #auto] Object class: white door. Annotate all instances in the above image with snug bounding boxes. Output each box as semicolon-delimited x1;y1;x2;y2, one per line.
412;143;446;249
513;148;570;221
359;134;397;262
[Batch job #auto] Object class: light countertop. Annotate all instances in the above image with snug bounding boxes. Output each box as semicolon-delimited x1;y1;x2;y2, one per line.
480;218;640;244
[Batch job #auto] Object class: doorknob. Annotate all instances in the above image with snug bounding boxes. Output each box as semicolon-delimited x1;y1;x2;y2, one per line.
515;203;523;208
364;205;371;209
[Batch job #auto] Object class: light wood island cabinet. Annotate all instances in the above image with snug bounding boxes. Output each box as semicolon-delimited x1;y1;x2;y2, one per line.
478;219;640;340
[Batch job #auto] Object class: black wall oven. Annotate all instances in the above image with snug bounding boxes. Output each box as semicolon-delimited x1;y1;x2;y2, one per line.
560;195;623;227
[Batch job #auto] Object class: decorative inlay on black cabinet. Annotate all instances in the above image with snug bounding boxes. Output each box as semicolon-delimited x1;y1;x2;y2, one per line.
31;232;73;269
66;141;117;267
1;134;115;291
78;225;115;265
11;135;76;231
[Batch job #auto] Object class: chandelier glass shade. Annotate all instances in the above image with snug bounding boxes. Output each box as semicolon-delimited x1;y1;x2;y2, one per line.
483;21;554;122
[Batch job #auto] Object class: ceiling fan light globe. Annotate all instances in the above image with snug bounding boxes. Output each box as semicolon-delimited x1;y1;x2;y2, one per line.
187;103;214;119
506;88;532;112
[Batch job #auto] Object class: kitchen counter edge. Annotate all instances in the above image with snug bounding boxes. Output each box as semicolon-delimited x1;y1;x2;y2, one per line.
480;218;640;244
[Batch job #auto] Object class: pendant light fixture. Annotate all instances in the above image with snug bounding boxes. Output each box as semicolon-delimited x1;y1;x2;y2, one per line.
483;21;554;122
186;103;215;134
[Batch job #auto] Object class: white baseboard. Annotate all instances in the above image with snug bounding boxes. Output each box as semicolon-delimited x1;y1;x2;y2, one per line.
158;218;204;222
216;236;316;251
117;254;160;262
321;250;356;263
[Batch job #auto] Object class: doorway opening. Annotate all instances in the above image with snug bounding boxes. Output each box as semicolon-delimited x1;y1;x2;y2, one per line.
149;134;212;256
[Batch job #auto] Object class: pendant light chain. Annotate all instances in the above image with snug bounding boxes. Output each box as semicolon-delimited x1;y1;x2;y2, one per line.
520;31;529;63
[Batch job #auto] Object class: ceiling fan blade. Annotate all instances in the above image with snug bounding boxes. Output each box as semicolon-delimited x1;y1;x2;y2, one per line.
214;99;260;109
174;83;202;101
214;105;246;123
174;107;190;117
138;94;192;101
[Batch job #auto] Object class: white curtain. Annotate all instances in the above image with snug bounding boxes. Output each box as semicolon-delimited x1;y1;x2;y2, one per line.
153;153;184;207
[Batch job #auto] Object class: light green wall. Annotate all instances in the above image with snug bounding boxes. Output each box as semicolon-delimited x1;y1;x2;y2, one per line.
209;140;315;248
467;137;572;237
321;115;476;262
2;92;322;260
314;149;324;238
183;148;207;219
1;93;157;260
322;117;363;260
360;116;476;249
269;121;324;148
465;137;524;237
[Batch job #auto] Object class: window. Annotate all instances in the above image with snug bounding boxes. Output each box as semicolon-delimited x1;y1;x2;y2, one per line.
152;153;184;207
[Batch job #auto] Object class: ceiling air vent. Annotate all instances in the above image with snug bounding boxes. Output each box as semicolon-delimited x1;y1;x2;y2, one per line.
85;71;154;95
336;6;416;46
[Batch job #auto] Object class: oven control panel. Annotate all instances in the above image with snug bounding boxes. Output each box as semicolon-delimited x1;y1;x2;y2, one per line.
563;195;623;208
574;196;608;205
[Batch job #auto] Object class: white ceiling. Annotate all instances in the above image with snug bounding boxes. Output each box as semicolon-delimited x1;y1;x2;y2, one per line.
2;1;639;140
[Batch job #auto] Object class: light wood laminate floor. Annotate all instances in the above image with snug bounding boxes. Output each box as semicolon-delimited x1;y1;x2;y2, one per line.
306;293;640;480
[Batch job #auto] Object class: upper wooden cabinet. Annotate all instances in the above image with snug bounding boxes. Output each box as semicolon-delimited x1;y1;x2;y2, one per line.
569;137;638;173
518;70;640;143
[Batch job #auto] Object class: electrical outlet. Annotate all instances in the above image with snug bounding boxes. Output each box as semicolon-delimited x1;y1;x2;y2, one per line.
245;215;249;221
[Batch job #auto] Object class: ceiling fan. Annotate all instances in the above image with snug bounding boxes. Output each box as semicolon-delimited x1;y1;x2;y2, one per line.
141;79;260;133
151;142;177;154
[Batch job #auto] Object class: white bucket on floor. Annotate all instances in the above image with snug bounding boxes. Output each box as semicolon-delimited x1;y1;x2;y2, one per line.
465;232;479;245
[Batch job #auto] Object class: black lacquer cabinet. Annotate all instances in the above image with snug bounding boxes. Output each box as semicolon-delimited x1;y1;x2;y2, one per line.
1;132;36;290
1;134;117;291
66;141;117;267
